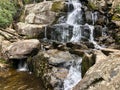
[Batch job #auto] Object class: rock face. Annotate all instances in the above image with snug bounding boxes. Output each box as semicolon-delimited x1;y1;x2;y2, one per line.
27;49;81;90
24;1;65;25
16;22;45;38
73;50;120;90
6;39;40;59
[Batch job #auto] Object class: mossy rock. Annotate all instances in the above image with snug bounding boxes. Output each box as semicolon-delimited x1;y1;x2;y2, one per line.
51;1;65;12
81;53;95;77
87;2;98;10
0;58;7;64
112;14;120;21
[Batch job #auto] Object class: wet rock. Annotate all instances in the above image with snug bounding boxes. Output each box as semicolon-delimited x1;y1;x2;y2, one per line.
81;25;91;39
73;51;120;90
51;24;73;42
66;42;88;50
27;50;79;90
84;42;95;49
6;39;40;59
85;11;92;24
69;49;86;57
16;22;45;39
94;25;102;38
96;14;106;25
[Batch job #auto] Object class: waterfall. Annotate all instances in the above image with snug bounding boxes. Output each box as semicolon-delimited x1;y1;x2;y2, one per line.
51;0;103;49
64;57;82;90
17;60;28;72
44;26;47;40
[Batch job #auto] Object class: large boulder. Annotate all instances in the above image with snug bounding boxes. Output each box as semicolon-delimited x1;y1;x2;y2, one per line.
6;39;40;59
16;22;45;38
43;49;73;66
24;1;66;25
73;50;120;90
25;1;55;24
27;49;81;90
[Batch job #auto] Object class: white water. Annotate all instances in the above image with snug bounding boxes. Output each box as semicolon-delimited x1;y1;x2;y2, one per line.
17;61;28;72
64;57;82;90
66;0;82;42
85;24;102;49
44;26;47;40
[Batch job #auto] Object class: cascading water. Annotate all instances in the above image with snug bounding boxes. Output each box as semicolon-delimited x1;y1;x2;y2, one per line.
64;57;82;90
17;60;28;72
51;0;104;49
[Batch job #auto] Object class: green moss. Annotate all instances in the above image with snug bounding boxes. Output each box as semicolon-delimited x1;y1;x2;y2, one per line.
112;15;120;21
51;1;64;12
0;58;7;64
115;4;120;14
87;2;98;10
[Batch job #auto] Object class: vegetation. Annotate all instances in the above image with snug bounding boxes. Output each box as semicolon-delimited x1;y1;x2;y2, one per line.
115;4;120;13
23;0;43;4
87;2;98;10
0;0;17;28
51;1;64;12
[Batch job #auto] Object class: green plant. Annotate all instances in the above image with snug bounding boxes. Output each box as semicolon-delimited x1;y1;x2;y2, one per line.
115;4;120;13
0;0;17;28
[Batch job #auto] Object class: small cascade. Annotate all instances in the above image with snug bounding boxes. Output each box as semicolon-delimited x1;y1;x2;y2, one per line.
64;57;82;90
70;25;82;42
50;0;104;49
44;26;47;40
17;60;28;72
91;11;98;25
85;24;102;49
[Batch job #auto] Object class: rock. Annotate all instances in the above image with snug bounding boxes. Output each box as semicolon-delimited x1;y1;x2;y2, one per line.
84;42;95;49
27;50;78;90
81;53;95;77
73;51;120;90
66;42;88;50
43;49;73;66
69;49;86;57
93;50;107;63
51;0;66;12
112;20;120;27
94;25;102;38
51;24;73;42
81;25;91;40
88;0;105;10
85;11;92;24
24;0;66;25
101;48;120;56
16;22;45;39
0;28;19;41
50;67;68;89
6;39;40;59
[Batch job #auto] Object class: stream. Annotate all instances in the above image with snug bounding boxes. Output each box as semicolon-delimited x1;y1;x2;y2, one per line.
0;68;45;90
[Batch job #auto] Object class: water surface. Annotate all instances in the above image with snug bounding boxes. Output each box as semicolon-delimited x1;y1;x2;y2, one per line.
0;68;45;90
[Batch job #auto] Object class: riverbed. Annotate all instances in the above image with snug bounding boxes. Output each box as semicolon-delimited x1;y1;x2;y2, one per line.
0;68;45;90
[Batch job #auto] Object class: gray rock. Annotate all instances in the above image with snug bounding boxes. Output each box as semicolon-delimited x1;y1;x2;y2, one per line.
73;50;120;90
6;39;40;59
16;22;45;38
43;49;73;65
24;1;56;25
